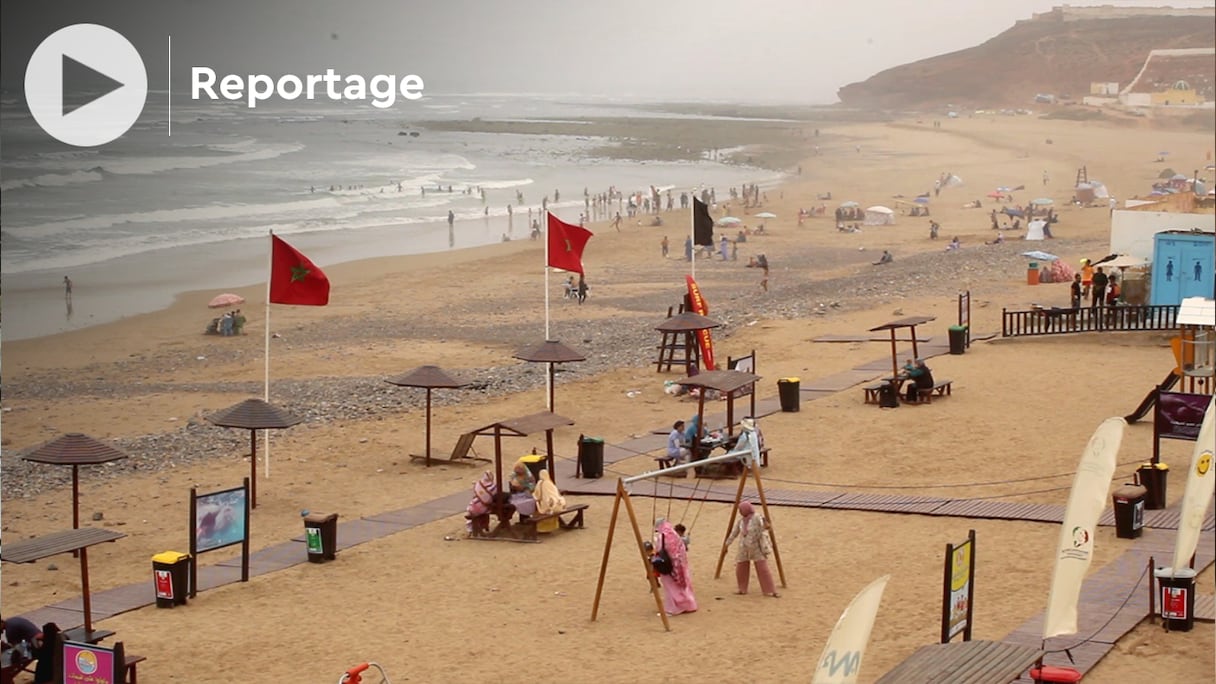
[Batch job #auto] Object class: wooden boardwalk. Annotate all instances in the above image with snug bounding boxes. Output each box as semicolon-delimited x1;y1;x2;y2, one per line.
18;332;1212;682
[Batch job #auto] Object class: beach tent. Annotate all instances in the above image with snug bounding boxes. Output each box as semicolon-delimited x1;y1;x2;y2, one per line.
864;206;895;226
944;174;964;187
1024;220;1047;241
1089;180;1110;199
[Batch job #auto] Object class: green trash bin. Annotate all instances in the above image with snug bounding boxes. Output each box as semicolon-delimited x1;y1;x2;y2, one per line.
948;325;967;355
579;437;604;479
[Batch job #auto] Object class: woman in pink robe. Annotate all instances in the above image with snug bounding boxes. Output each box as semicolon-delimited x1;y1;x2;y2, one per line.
653;518;697;615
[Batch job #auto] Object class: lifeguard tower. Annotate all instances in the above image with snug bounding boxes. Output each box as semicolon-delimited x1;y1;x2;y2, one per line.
1173;296;1215;394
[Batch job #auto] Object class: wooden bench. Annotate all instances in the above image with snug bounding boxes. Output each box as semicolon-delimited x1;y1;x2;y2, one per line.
125;654;147;684
515;504;590;541
909;380;952;404
410;431;486;466
863;382;886;405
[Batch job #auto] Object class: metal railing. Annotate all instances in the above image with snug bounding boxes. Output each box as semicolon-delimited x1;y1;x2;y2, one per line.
1002;304;1178;337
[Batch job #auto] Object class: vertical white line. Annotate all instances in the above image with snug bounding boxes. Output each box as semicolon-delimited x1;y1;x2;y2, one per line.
167;35;172;136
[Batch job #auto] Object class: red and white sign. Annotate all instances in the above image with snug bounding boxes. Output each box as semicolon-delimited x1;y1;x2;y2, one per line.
1162;586;1188;620
155;569;174;599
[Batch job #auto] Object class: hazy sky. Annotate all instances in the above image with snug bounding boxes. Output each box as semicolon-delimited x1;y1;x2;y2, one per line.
2;0;1213;103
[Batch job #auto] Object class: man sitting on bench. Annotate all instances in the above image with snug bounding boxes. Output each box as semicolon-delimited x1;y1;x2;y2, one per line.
665;420;690;466
902;358;934;402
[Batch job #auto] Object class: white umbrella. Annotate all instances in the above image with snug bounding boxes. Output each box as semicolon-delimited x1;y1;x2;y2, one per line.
717;216;742;226
865;206;894;214
1031;197;1054;206
839;201;860;208
753;212;777;219
1103;255;1148;269
1020;251;1059;262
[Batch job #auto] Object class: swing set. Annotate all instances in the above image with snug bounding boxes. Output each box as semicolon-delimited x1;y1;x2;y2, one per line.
589;427;787;631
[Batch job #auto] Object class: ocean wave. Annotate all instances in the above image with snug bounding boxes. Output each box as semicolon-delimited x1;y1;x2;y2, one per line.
7;196;345;237
0;169;104;191
2;141;305;182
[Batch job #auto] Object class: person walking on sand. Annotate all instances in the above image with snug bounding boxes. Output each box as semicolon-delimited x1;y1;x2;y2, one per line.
613;212;622;232
577;275;588;304
661;235;669;258
447;210;455;229
63;276;72;298
724;501;779;597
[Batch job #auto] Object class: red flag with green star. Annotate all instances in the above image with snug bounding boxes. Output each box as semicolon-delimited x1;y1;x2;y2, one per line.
269;234;330;305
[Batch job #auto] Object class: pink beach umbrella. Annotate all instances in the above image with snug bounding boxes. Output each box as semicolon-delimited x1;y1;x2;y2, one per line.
208;293;245;308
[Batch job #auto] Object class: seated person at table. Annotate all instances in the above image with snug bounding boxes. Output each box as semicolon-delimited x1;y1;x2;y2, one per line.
902;358;935;402
684;414;705;445
668;421;691;464
2;615;42;654
533;470;566;515
508;459;537;519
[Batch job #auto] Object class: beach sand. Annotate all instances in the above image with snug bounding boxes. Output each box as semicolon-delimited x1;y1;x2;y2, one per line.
2;113;1213;683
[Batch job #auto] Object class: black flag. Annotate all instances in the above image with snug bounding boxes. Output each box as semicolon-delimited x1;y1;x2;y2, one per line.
693;197;714;246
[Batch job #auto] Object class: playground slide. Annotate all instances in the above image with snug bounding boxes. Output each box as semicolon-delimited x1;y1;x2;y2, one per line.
1124;372;1180;423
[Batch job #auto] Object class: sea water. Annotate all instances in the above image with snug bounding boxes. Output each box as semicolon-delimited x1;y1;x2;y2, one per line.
1;93;782;339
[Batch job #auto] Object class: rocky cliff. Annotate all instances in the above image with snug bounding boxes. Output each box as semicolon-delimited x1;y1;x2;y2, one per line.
836;13;1215;110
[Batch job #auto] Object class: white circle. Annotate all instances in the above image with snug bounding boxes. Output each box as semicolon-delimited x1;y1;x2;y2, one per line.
24;23;148;147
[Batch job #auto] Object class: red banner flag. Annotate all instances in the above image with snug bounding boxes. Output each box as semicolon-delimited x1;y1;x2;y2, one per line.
685;275;715;370
547;214;593;275
269;234;330;306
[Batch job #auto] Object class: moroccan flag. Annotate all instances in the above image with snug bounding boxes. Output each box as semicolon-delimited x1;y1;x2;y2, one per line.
269;234;330;305
693;197;714;246
547;213;593;275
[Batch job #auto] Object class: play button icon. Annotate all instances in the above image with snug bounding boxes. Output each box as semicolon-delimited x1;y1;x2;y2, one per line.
62;55;128;117
25;24;148;147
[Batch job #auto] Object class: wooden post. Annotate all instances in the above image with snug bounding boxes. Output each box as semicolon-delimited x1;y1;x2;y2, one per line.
545;428;556;481
493;426;504;492
1148;555;1156;625
548;362;556;413
424;388;433;468
591;481;622;621
621;482;670;632
241;477;251;583
79;545;93;633
249;429;258;508
751;461;786;587
715;466;750;579
888;328;899;380
590;479;670;631
189;487;198;598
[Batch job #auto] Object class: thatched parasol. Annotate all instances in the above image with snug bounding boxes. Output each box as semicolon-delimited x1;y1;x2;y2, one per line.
385;365;470;467
23;433;129;531
513;340;586;413
654;311;720;333
206;398;302;508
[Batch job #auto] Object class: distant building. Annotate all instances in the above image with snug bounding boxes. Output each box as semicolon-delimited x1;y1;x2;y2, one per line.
1089;82;1119;95
1120;48;1214;108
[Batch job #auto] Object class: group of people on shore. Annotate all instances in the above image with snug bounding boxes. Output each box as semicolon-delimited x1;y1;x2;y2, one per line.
207;309;246;337
1071;260;1122;309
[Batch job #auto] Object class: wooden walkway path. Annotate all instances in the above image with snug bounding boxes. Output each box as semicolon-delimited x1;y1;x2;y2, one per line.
19;331;1213;682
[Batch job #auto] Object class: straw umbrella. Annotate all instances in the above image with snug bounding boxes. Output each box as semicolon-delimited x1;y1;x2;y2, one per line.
513;340;586;413
385;365;470;467
206;398;301;508
23;433;129;532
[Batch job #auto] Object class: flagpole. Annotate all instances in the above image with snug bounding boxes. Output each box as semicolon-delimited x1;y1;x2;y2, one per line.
544;210;551;341
264;231;273;480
